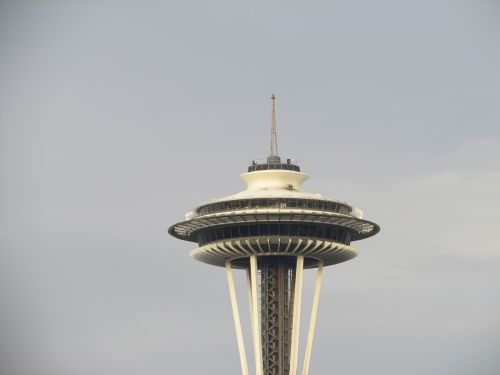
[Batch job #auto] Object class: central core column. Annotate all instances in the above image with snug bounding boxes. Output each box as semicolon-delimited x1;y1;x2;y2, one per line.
259;257;296;375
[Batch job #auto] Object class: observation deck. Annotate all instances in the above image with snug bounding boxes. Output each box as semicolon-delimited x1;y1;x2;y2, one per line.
248;156;300;172
169;159;379;269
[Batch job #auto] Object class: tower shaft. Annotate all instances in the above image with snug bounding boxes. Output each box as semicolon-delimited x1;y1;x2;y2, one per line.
259;258;295;375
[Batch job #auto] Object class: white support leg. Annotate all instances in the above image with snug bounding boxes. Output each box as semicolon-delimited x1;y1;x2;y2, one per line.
301;261;324;375
246;269;255;346
226;261;250;375
246;268;261;342
289;255;304;375
249;255;263;375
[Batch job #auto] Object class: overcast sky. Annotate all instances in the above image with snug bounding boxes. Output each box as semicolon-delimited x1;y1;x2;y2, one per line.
0;1;499;375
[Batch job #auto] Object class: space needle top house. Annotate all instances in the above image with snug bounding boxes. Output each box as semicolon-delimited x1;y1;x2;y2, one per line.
169;95;380;375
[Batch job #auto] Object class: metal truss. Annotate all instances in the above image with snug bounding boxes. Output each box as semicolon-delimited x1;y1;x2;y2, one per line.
260;258;295;375
225;256;324;375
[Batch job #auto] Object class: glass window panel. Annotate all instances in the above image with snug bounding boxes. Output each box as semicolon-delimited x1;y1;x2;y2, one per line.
230;226;239;237
249;225;258;236
279;224;289;236
269;224;279;235
240;225;249;237
316;226;325;238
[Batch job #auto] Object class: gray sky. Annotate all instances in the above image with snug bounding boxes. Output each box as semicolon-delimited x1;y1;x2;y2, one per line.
0;1;499;375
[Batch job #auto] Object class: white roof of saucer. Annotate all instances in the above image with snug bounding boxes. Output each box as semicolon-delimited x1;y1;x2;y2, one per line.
187;169;364;219
205;169;331;201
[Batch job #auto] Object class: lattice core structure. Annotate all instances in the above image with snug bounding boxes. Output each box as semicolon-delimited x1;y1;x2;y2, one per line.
260;257;294;375
169;97;379;375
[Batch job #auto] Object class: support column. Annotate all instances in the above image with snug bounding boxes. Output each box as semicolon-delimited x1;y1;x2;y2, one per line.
246;269;255;349
289;256;304;375
249;255;263;375
226;261;250;375
301;261;324;375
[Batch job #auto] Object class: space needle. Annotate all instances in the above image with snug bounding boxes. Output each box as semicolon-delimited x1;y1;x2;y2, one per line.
169;95;380;375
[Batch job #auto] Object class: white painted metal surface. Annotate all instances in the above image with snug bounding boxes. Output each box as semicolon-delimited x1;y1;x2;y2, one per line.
302;261;324;375
190;237;357;268
188;167;355;209
249;255;263;375
246;269;255;352
289;256;304;375
225;261;250;375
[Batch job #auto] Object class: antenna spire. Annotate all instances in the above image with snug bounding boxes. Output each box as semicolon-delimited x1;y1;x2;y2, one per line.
270;94;278;157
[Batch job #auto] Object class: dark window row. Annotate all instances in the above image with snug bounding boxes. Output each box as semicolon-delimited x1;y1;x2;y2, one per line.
248;163;300;172
197;223;351;246
195;198;352;217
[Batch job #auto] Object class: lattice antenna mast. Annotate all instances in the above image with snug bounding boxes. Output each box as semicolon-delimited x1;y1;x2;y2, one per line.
270;94;278;157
